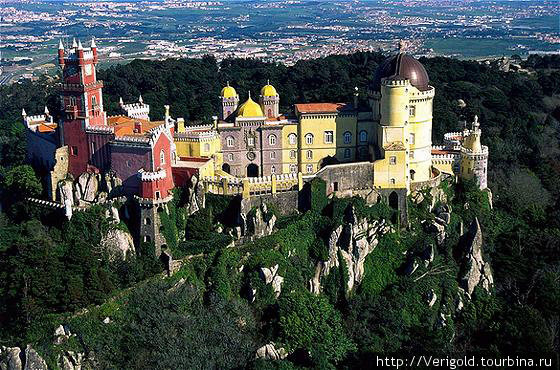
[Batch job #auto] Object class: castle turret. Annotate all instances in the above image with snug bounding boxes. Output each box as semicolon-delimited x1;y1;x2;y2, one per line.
460;115;488;189
259;80;280;118
58;40;65;66
374;42;435;188
91;37;98;64
219;82;239;120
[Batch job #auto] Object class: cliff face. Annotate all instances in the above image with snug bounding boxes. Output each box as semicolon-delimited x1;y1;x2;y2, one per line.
309;206;393;294
459;217;494;296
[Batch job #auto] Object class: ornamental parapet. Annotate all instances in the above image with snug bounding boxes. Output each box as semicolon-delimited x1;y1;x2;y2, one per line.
137;168;167;182
134;194;174;207
61;81;103;92
461;145;489;157
85;124;114;134
201;172;302;198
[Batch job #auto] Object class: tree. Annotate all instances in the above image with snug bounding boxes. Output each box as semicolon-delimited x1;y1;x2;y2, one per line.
278;291;355;365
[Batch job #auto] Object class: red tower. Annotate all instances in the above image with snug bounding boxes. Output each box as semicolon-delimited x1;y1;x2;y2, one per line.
59;38;107;176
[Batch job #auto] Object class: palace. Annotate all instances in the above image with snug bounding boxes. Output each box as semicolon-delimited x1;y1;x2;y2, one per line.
23;38;488;253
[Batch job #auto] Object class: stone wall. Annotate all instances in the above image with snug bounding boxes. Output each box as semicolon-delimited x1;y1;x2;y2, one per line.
311;161;374;195
240;190;299;216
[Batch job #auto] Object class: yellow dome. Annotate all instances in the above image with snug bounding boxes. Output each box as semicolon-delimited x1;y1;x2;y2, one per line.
261;83;277;97
221;83;237;98
238;95;264;117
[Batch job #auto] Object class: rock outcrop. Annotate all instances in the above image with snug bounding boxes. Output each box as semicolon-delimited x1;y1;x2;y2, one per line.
185;175;205;216
23;346;47;370
310;206;392;294
459;217;493;296
260;264;284;298
247;204;276;239
75;172;99;203
0;346;22;370
255;343;288;361
100;228;136;261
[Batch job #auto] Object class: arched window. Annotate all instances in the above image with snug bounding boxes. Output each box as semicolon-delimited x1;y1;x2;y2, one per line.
270;151;276;159
344;148;351;158
290;150;297;159
91;95;97;107
271;165;276;174
160;149;165;165
268;134;277;146
290;164;297;173
359;130;368;143
288;133;297;145
204;143;210;152
228;153;234;161
144;217;151;225
343;131;352;144
226;136;235;147
305;133;314;145
306;150;313;160
306;164;314;173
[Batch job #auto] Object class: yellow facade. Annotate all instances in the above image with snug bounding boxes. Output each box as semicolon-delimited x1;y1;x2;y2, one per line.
281;123;298;174
297;113;338;174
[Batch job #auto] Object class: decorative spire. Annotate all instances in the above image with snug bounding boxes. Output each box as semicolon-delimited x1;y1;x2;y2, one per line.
77;39;83;50
90;37;96;49
119;97;124;105
248;91;252;100
267;79;270;85
138;95;143;104
58;39;64;50
22;108;27;117
473;115;480;129
226;81;230;86
44;106;49;115
72;38;77;48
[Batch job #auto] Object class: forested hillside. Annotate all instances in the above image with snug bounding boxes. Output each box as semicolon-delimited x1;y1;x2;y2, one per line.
0;53;558;369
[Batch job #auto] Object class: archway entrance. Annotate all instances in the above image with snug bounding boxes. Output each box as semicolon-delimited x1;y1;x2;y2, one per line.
389;191;399;210
247;163;259;177
222;163;231;174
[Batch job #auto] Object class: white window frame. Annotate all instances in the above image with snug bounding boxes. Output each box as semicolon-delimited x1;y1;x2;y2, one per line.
306;150;313;160
228;153;234;161
324;131;334;144
409;133;415;145
306;164;313;174
268;134;277;146
204;143;210;152
290;150;297;159
226;136;235;147
305;133;314;145
290;164;297;173
389;156;396;165
270;165;276;174
270;151;276;160
288;133;297;145
409;105;416;117
160;149;165;165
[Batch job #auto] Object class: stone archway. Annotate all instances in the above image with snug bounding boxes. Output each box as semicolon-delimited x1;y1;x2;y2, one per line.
389;191;399;210
247;163;259;177
222;163;231;174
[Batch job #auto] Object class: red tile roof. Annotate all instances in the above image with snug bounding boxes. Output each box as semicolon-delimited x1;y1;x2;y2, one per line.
107;115;163;137
295;103;349;114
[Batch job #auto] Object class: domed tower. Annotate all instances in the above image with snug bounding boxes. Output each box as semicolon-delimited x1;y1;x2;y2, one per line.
259;80;279;118
220;82;239;120
460;115;488;189
371;42;435;189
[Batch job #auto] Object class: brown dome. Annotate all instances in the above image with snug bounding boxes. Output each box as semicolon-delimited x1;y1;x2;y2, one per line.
373;53;430;91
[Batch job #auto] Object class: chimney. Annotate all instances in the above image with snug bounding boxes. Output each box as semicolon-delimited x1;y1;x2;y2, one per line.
134;120;142;133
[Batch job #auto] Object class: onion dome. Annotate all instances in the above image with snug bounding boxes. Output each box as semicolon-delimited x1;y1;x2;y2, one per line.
261;80;278;97
221;82;237;99
237;93;264;117
373;47;430;91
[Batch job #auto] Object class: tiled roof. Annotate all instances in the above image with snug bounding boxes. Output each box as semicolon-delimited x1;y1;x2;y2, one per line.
295;103;350;114
107;115;163;137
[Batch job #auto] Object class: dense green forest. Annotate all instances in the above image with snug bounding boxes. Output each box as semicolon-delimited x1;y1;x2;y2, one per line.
0;53;559;368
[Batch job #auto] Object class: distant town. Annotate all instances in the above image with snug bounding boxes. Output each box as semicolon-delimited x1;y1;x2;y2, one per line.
0;0;558;84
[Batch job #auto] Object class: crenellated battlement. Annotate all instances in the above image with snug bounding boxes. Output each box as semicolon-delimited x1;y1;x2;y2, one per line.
138;168;167;182
202;172;303;198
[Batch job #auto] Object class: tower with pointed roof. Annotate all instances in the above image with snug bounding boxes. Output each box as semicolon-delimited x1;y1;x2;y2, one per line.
259;80;280;118
219;82;239;120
